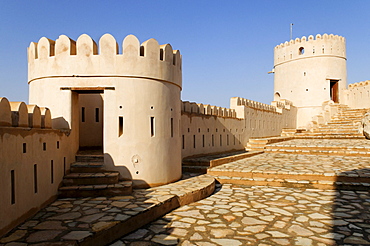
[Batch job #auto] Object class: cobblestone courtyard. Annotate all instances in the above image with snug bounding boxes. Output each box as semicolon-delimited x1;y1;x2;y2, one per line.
114;183;370;246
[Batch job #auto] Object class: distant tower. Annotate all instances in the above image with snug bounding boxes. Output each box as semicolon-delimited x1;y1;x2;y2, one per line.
28;34;182;187
273;34;347;128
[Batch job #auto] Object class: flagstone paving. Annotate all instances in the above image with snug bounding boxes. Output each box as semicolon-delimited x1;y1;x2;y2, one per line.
0;175;215;246
112;183;370;246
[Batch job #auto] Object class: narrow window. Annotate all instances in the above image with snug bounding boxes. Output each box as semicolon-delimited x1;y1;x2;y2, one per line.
170;118;174;137
81;107;85;122
50;160;54;184
234;135;236;145
34;164;38;194
119;116;124;137
95;108;99;122
227;134;229;146
63;157;66;175
212;134;214;147
23;143;26;153
43;142;46;151
150;117;155;137
202;135;205;147
11;170;15;204
182;135;185;149
193;135;196;148
220;135;222;146
140;46;145;56
160;49;164;60
57;141;60;149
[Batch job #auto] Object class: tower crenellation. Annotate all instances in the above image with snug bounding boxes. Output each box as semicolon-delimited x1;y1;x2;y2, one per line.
28;34;182;88
274;34;346;66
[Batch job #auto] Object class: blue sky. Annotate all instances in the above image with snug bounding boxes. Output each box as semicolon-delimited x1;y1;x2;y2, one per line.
1;1;370;108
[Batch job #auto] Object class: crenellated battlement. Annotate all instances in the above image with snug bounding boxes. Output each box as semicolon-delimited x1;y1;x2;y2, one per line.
0;97;51;128
348;80;370;89
232;97;279;112
181;101;237;118
28;34;182;88
274;34;346;66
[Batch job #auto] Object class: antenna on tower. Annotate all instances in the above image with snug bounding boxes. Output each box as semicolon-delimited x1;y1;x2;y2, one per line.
290;23;294;40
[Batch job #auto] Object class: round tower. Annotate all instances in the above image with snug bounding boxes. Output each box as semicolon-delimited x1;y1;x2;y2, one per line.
28;34;182;187
273;34;347;128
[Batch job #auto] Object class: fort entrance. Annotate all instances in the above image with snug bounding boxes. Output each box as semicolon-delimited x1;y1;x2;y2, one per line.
76;89;104;150
330;80;339;103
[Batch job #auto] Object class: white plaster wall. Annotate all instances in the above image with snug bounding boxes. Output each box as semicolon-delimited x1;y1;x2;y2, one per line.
345;81;370;109
104;78;181;187
79;93;104;147
28;34;182;188
0;128;74;236
274;34;346;128
181;98;297;158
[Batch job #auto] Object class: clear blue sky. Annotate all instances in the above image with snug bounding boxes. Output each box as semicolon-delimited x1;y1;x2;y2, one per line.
1;1;370;108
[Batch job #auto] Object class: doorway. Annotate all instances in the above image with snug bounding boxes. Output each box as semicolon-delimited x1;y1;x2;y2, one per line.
330;80;339;103
78;92;104;150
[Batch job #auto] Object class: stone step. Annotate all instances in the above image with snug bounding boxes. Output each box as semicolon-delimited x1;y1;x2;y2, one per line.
265;148;370;156
182;151;263;168
294;135;365;139
211;175;370;191
76;154;104;162
318;124;357;128
63;172;119;185
58;181;133;198
182;165;208;174
70;161;105;173
312;129;359;133
327;121;353;125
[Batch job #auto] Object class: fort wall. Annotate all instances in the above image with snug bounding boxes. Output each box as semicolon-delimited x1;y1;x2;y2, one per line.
181;97;296;158
0;97;74;236
344;81;370;109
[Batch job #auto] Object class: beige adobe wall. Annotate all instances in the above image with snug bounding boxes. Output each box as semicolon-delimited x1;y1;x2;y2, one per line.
0;97;74;237
181;97;297;158
181;101;244;158
28;34;182;188
344;81;370;109
274;34;347;128
79;93;104;147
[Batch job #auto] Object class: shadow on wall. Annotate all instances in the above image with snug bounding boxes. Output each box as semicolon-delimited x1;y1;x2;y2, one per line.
333;168;370;245
52;117;70;130
104;153;133;183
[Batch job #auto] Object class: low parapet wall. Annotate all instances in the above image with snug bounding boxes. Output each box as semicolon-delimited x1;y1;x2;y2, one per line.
181;97;297;158
0;97;74;237
345;81;370;109
0;97;51;128
182;101;237;118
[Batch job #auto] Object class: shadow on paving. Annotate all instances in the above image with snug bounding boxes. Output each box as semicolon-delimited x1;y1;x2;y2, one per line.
333;168;370;245
113;183;224;246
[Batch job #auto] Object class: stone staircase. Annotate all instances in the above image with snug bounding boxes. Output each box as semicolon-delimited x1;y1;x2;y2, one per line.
294;107;368;139
182;150;262;173
58;150;132;198
207;106;370;191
